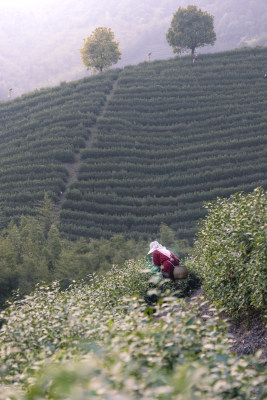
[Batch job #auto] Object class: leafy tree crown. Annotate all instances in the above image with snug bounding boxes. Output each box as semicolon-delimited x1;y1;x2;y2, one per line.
166;5;216;55
80;27;122;72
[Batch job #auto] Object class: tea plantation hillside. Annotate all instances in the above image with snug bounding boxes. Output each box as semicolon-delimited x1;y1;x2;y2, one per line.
0;70;119;226
0;47;267;242
59;47;267;241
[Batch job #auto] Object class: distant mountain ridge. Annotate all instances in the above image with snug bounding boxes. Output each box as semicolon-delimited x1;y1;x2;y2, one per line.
0;0;267;99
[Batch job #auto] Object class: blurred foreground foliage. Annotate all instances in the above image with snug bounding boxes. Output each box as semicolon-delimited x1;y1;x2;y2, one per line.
0;258;266;399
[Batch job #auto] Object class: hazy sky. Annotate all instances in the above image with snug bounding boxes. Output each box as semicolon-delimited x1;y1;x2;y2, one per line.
1;0;55;7
6;0;39;6
1;0;266;99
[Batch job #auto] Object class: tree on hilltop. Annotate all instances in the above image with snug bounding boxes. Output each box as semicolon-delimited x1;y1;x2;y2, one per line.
80;27;122;72
166;5;216;55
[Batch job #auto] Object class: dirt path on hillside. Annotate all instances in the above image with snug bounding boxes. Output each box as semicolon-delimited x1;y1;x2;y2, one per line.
187;288;267;361
55;78;119;217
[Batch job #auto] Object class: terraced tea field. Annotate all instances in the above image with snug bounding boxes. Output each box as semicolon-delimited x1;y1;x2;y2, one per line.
59;48;267;240
0;47;266;242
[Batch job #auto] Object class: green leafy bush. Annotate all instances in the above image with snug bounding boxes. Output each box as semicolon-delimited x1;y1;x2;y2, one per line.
0;266;265;399
0;259;153;385
187;187;267;319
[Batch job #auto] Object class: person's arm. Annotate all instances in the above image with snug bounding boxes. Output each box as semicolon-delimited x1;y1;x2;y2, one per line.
153;250;161;266
170;252;180;265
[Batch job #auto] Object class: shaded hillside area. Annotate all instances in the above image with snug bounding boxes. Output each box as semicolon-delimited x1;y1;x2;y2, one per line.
0;47;267;242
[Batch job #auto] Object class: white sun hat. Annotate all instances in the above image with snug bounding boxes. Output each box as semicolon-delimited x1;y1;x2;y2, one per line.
147;241;159;255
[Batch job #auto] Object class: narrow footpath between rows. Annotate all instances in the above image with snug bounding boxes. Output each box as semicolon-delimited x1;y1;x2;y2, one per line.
56;77;120;216
187;288;267;361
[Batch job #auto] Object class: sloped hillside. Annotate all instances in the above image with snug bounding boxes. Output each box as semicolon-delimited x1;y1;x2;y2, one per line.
0;48;266;242
59;47;267;241
0;70;119;227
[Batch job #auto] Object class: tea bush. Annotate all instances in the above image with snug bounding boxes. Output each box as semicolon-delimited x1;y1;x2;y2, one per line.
19;305;267;400
187;187;267;319
0;258;152;384
0;278;265;399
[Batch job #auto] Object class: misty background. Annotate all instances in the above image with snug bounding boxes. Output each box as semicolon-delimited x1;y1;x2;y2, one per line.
1;0;267;100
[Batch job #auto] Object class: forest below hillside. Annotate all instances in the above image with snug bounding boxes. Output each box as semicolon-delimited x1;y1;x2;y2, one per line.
0;0;267;99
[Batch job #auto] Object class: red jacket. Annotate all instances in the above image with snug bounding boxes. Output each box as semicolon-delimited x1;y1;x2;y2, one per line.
153;250;179;280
